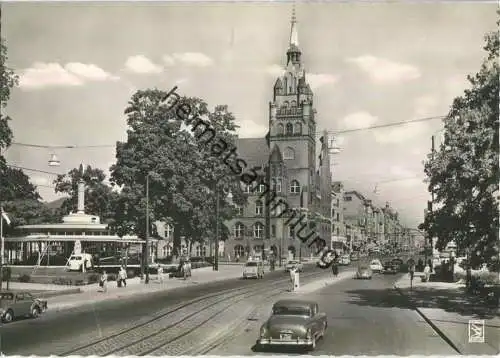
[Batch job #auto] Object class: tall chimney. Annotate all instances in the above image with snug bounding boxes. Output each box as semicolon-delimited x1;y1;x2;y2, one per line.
77;179;85;214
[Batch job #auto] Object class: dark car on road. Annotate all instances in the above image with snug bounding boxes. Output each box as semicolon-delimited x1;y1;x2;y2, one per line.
382;261;398;274
257;299;327;351
0;291;47;323
391;258;403;271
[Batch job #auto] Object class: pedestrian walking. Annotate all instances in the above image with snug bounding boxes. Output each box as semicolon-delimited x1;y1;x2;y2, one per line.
158;264;164;284
289;265;297;291
423;263;431;282
118;266;127;287
99;270;108;293
332;261;339;277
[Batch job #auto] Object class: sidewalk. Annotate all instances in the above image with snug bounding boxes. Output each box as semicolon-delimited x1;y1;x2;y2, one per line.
395;275;500;355
40;265;243;311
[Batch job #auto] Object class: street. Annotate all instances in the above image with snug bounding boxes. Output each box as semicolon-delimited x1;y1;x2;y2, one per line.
0;265;329;356
208;272;458;355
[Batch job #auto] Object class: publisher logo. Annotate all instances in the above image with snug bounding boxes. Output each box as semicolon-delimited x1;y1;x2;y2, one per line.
468;319;485;343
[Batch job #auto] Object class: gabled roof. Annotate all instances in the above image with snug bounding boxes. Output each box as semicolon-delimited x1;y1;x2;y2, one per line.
235;138;269;168
269;144;283;162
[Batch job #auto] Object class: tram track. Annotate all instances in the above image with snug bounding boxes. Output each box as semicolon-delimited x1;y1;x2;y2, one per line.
60;270;324;356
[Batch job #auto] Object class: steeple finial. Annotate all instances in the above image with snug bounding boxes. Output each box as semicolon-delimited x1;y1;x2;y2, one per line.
290;4;299;47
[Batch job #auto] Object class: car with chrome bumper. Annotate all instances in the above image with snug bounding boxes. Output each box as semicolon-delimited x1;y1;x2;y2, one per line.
355;265;372;279
382;261;398;274
257;299;327;351
243;261;264;279
0;291;48;323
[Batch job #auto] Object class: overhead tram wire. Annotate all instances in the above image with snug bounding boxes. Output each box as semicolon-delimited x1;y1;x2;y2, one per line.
9;115;447;149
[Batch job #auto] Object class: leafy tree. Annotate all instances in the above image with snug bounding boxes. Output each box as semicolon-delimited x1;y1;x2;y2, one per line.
0;38;17;158
0;166;40;201
2;199;59;236
53;164;118;222
422;20;499;269
110;89;246;258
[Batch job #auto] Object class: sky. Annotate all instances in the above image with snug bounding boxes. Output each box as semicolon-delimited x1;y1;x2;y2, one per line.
1;0;497;229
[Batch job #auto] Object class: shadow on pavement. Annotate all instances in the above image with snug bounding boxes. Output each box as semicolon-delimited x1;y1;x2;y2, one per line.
345;286;499;320
251;342;310;355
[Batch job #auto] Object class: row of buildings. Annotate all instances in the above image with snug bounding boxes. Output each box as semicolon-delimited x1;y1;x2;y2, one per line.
154;12;415;262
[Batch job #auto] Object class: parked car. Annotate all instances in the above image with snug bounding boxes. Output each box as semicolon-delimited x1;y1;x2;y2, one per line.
369;259;383;273
355;265;372;279
257;299;327;351
66;253;93;272
382;261;398;274
339;255;351;266
391;258;403;271
0;291;47;323
285;260;303;272
350;253;359;261
243;261;265;279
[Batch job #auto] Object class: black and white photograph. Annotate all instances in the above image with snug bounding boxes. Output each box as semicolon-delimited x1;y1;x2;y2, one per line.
0;0;498;356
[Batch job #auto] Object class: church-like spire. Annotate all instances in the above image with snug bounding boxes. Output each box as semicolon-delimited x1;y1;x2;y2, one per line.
290;5;299;47
286;4;302;66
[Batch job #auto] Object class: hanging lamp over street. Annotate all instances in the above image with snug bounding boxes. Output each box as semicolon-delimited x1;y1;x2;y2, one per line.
48;153;61;167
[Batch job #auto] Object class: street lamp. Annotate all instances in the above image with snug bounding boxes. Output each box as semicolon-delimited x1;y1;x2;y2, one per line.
144;173;151;284
214;185;233;271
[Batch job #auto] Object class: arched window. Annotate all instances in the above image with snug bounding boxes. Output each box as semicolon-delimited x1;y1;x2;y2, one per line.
291;100;297;108
294;122;302;135
255;200;264;216
283;147;295;160
285;123;293;135
253;222;264;238
282;101;289;108
276;124;284;136
234;222;245;238
234;245;245;258
290;180;300;194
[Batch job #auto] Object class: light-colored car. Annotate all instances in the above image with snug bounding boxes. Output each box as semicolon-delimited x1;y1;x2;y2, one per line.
356;265;372;279
66;253;93;271
243;261;265;279
0;291;48;323
285;260;303;272
369;259;383;273
339;255;351;266
257;299;327;351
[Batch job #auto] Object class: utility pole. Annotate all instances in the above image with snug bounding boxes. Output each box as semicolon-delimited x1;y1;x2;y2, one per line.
425;135;436;266
214;184;219;271
145;174;150;284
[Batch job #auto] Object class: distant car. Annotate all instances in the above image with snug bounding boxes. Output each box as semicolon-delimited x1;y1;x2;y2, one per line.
285;260;303;272
382;261;398;274
356;265;372;279
391;258;403;271
339;255;350;265
350;253;359;261
257;299;327;351
369;259;383;273
0;291;47;323
243;261;265;279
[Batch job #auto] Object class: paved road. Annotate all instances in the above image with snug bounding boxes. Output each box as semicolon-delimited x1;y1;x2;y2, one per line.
208;272;458;355
0;265;329;356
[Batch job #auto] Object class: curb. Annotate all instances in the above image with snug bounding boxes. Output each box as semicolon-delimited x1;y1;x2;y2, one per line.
393;284;462;355
37;288;82;298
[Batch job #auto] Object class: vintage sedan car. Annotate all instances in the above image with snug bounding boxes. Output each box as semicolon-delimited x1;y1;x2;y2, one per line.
285;260;303;273
257;299;327;351
339;255;351;266
391;258;404;271
369;259;383;273
0;291;47;323
382;261;398;274
243;261;265;279
356;265;373;279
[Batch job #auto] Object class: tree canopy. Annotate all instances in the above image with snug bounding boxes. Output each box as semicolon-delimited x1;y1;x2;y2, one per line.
422;20;499;268
110;89;247;256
